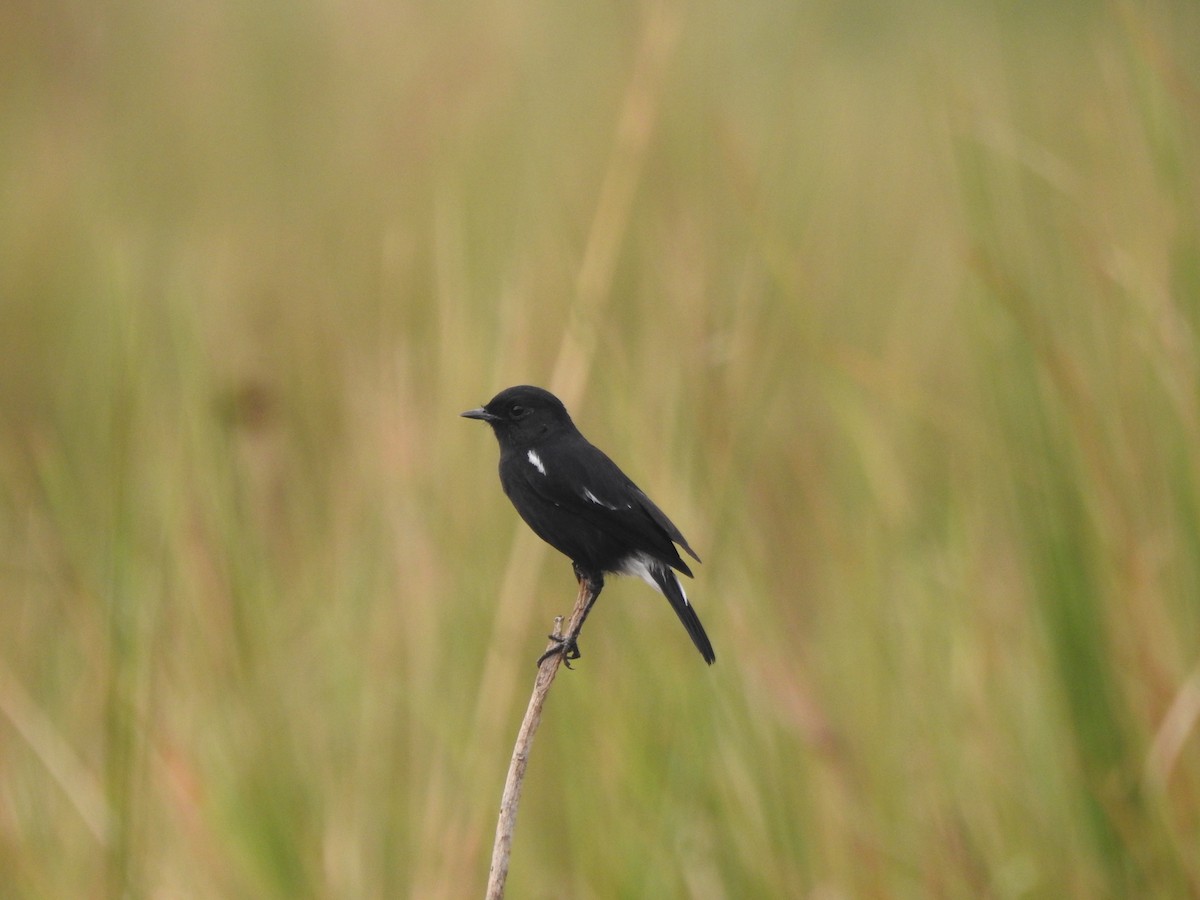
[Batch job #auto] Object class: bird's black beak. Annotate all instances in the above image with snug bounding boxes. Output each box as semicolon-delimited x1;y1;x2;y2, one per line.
461;407;498;422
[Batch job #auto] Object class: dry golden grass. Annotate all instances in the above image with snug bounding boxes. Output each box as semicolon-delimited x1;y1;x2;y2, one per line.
1;1;1199;896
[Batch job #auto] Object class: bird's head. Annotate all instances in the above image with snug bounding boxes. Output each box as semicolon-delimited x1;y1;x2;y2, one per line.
461;385;575;448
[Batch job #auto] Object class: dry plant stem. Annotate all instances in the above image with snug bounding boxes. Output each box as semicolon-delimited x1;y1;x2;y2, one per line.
485;580;596;900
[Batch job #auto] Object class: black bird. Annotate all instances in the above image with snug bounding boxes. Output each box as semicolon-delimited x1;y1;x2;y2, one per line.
462;385;715;666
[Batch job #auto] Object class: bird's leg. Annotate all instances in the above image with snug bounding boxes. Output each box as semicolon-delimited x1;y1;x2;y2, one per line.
537;569;604;668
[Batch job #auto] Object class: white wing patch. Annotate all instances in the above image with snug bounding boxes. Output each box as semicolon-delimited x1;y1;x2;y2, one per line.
581;487;634;509
582;487;619;509
527;449;546;475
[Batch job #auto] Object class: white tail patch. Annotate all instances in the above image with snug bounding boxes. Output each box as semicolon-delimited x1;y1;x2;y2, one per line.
527;449;546;475
618;552;689;605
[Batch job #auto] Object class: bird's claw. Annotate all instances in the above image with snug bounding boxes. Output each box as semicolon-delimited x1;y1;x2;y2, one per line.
537;633;581;668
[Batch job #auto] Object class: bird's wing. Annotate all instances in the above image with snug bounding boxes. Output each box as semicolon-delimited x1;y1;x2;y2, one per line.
523;437;701;572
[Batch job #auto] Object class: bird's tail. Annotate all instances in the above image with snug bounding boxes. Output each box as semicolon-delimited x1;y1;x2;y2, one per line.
649;563;716;665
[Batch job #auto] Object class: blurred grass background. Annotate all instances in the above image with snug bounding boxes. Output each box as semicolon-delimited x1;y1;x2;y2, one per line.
2;0;1200;896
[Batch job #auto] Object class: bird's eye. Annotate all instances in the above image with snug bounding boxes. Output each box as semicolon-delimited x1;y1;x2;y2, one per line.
510;403;530;418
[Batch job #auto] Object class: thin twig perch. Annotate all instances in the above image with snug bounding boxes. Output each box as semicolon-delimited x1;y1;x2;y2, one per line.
485;579;596;900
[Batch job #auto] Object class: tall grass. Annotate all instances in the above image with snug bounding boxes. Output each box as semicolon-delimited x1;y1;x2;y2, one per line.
2;0;1198;896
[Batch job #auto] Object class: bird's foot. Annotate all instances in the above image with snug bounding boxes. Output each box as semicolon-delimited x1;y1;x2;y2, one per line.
536;633;581;669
